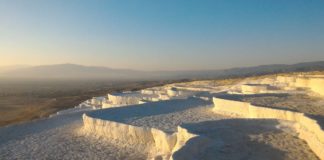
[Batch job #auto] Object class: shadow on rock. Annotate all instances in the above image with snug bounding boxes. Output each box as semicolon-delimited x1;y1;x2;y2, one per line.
173;119;287;160
306;114;324;130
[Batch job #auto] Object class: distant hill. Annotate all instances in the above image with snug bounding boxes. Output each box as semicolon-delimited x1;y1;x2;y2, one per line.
0;64;146;80
183;61;324;79
1;61;324;80
0;65;32;74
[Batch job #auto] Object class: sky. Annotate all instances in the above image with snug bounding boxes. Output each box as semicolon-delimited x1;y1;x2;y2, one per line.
1;0;324;71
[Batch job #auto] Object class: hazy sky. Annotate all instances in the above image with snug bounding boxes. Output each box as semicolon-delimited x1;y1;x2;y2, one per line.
1;0;324;70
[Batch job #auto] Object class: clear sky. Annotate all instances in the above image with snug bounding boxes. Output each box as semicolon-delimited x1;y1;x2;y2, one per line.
1;0;324;70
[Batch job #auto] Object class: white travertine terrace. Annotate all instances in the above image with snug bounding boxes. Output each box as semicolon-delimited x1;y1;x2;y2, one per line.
107;92;142;105
82;113;205;160
100;87;185;109
277;75;324;96
89;97;106;109
2;73;324;160
166;87;182;97
213;97;324;159
240;84;269;94
81;73;324;160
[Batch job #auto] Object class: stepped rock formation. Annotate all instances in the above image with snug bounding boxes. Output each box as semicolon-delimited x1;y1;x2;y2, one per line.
213;97;324;159
277;75;324;96
80;72;324;160
82;113;206;160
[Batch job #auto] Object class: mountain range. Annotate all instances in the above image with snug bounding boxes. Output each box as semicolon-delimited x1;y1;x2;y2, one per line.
1;61;324;80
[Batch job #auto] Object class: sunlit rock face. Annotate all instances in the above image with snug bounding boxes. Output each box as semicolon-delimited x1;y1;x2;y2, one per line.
107;93;142;105
240;84;269;94
88;87;187;109
82;114;204;160
276;75;324;96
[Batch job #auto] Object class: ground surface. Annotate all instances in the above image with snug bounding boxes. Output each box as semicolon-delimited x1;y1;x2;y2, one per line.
0;97;319;160
0;74;323;160
125;104;318;160
0;79;180;126
0;111;148;160
240;94;324;116
239;93;324;128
